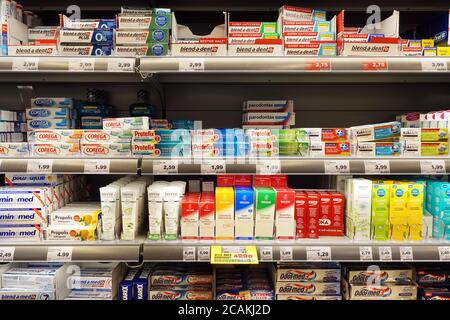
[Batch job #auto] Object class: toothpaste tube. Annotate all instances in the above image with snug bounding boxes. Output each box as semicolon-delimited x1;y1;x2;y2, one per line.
59;15;117;29
0;224;42;241
7;45;58;56
30;143;80;157
115;29;170;44
59;28;114;44
31;98;73;109
114;44;169;56
0;207;47;225
28;130;83;143
276;282;341;295
27;119;72;130
103;117;149;131
284;42;337;56
65;290;112;300
229;22;278;33
81;130;132;143
282;20;332;33
81;143;131;157
116;13;172;29
283;32;335;44
0;142;29;157
26;107;72;119
58;44;113;56
0;289;55;300
43;225;96;241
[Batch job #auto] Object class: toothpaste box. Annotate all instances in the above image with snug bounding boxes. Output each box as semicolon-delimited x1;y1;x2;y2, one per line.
5;174;64;187
295;191;307;238
421;142;448;156
119;268;140;300
274;187;295;240
371;183;390;241
58;44;113;56
279;6;327;21
421;128;449;142
134;266;152;300
284;32;335;44
149;290;213;300
421;288;450;300
349;122;401;142
7;45;58;56
243;112;295;126
115;44;169;56
243;100;294;113
31;98;73;109
199;192;215;240
59;15;117;29
401;127;421;140
81;130;132;143
26;107;72;119
318;191;345;237
0;289;55;300
0;224;42;241
59;28;114;44
345;179;372;240
0;143;29;157
354;141;403;157
132;129;191;143
416;267;450;286
0;188;50;207
116;13;172;29
234;187;254;241
30;143;80;157
65;290;112;300
345;266;413;284
0;207;48;225
103;117;149;131
254;187;276;240
115;29;170;44
215;187;235;240
27;119;72;130
343;281;417;300
277;264;341;282
81;143;131;157
43;225;96;241
284;42;337;56
229;22;278;34
28;130;82;143
181;193;200;240
277;295;341;300
309;141;351;157
276;282;341;295
228;34;281;45
282;20;332;33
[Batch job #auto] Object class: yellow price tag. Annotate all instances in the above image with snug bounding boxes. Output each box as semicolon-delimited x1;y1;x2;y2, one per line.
210;245;258;264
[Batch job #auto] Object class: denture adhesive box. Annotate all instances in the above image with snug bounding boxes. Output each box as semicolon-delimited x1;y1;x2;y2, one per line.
27;119;72;130
31;98;73;109
0;143;29;157
26;107;72;119
30;143;80;157
28;130;83;143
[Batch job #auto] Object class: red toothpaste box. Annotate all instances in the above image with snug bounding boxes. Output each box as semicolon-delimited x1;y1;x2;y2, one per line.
271;175;287;187
295;191;307;239
217;175;235;187
330;192;345;236
199;192;215;240
253;175;272;187
321;128;348;142
181;193;201;241
234;175;252;187
306;192;320;239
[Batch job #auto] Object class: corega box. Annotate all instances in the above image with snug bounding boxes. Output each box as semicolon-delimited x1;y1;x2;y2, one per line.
30;143;80;157
0;143;29;157
28;129;83;143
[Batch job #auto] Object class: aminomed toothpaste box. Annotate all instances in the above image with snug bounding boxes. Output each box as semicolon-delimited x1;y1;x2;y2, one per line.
81;143;131;158
276;282;341;295
0;143;29;157
0;224;42;241
58;44;113;56
31;98;73;109
5;174;64;186
59;28;114;44
27;119;72;130
0;207;47;225
115;29;170;45
30;143;80;157
8;45;58;56
115;44;169;56
28;130;83;143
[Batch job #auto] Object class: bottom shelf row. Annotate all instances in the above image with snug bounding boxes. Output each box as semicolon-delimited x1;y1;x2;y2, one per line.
0;261;447;301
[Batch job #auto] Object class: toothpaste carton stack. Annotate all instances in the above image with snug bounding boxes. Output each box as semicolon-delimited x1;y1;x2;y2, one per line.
279;5;337;57
58;14;116;56
21;26;59;56
149;264;213;300
66;262;127;300
401;39;437;56
133;129;191;158
119;264;153;300
276;263;341;300
81;129;132;158
416;265;450;300
0;263;71;300
243;100;295;129
343;265;416;300
306;128;350;157
0;109;27;156
428;180;450;240
26;97;75;134
115;7;171;57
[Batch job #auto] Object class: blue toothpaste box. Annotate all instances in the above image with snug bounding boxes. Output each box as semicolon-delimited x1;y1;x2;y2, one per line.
133;266;152;300
234;187;254;240
27;118;71;130
0;207;47;225
31;98;73;109
59;28;114;44
119;268;140;300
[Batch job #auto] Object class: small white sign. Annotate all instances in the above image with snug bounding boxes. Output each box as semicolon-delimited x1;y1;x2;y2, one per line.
421;58;448;72
0;247;15;262
201;159;226;174
259;246;273;261
280;246;293;261
107;58;135;72
183;246;196;261
69;58;95;72
197;246;210;261
438;246;450;261
400;246;414;261
47;247;73;262
12;57;39;71
84;159;110;174
257;160;281;174
379;246;392;261
153;160;178;174
27;159;53;173
420;160;446;174
324;160;350;174
179;59;205;72
306;246;332;261
364;160;390;174
359;246;373;261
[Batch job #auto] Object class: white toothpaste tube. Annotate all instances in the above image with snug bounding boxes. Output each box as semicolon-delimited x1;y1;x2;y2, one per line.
121;185;140;240
0;143;29;157
81;143;131;157
147;182;169;241
7;45;58;56
81;130;132;143
100;185;121;241
0;224;42;241
0;207;48;225
102;117;149;131
27;119;71;130
26;107;72;119
30;143;80;157
28;130;83;143
31;98;73;109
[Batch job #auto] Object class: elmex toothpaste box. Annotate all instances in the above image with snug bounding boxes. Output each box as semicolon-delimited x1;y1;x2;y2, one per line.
59;28;114;44
0;289;55;300
115;44;169;56
8;45;58;56
103;117;149;131
279;6;327;21
229;22;277;34
81;143;131;158
31;98;73;109
0;224;42;241
26;107;71;119
30;143;80;157
276;282;341;295
119;268;140;300
284;42;337;56
28;130;83;143
81;130;132;143
282;20;332;33
0;143;29;157
27;119;72;130
115;29;170;44
0;207;47;225
277;264;341;282
58;44;113;56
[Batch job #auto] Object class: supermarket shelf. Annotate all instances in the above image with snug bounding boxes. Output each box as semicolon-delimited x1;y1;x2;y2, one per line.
142;239;450;262
141;157;448;175
2;241;141;262
0;158;139;174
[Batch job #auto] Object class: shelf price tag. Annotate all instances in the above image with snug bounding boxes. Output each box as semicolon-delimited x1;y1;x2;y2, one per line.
197;246;210;261
201;159;226;174
379;246;392;261
84;159;110;174
438;246;450;261
306;59;331;71
359;246;373;261
421;58;447;72
400;246;413;261
324;160;350;174
27;159;53;173
153;160;178;174
306;246;331;261
179;59;205;72
257;159;281;174
0;247;15;262
364;160;390;174
183;246;196;261
107;58;135;72
210;246;258;264
47;247;73;262
259;246;273;261
420;160;446;174
69;58;95;72
280;246;293;261
362;60;388;71
12;57;39;71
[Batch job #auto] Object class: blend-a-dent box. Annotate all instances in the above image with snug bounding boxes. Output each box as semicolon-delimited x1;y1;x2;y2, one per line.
59;14;117;29
0;143;29;157
277;264;341;282
116;13;172;29
0;289;55;300
282;20;332;33
58;44;113;56
115;44;169;56
284;42;337;56
30;143;80;157
284;32;335;44
279;5;327;21
115;29;170;45
59;28;114;44
229;22;277;34
7;45;58;56
27;119;72;130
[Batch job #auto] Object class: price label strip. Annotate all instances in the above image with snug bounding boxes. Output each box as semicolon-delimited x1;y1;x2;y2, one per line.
280;246;293;261
27;159;53;173
364;160;390;174
259;246;273;261
379;246;392;261
12;57;39;71
420;160;446;174
210;246;258;264
153;160;178;174
257;160;281;174
84;159;110;174
324;160;350;174
359;246;373;262
201;159;226;174
0;247;15;262
306;246;332;261
400;246;414;261
183;246;196;261
197;246;211;261
438;246;450;261
47;247;73;262
306;59;331;71
69;58;95;72
179;59;205;72
107;58;135;72
362;60;388;71
421;58;448;72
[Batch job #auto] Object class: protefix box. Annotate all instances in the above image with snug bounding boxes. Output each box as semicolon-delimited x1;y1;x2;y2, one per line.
31;98;73;109
284;32;335;44
132;142;191;157
279;6;327;22
0;143;29;157
199;192;214;240
229;22;277;34
282;20;332;33
26;107;71;119
215;187;234;240
181;193;200;240
277;264;341;282
343;281;417;300
27;119;71;130
58;44;113;56
234;187;254;240
103;117;149;131
81;130;132;143
274;187;295;240
7;45;58;56
81;143;131;157
30;143;80;157
254;187;276;240
59;28;114;44
284;42;337;56
115;29;170;44
276;282;341;295
0;224;42;241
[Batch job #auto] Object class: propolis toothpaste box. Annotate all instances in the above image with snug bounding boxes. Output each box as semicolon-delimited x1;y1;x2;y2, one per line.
0;143;29;157
43;225;96;241
234;187;254;240
28;130;83;143
0;224;42;241
30;143;80;157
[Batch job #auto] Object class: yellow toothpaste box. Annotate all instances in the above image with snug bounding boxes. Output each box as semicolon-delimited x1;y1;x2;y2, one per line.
371;183;390;241
389;184;408;241
406;183;423;241
215;187;235;240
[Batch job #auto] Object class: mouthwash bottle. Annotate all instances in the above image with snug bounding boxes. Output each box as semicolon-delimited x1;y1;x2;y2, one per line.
129;90;155;118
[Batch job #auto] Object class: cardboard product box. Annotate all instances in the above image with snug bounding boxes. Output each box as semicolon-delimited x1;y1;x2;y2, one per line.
82;130;132;143
26;107;71;120
28;27;59;41
58;44;113;56
295;191;307;239
274;187;296;240
229;22;278;33
103;117;149;131
276;282;341;295
420;142;448;156
199;192;215;240
228;32;280;44
0;142;29;157
371;183;390;241
215;187;235;240
115;29;170;45
277;295;341;300
243;111;295;126
276;263;341;282
30;143;80;157
309;141;351;157
345;179;372;240
284;32;335;44
8;45;58;56
181;193;200;241
0;289;55;300
284;42;337;56
234;187;254;240
420;128;449;142
27;119;72;130
282;20;332;33
254;187;276;240
115;44;169;56
345;266;413;284
81;143;131;158
389;184;408;241
243;100;294;113
59;28;114;44
234;175;252;187
116;12;172;29
149;290;213;300
349;121;401;142
59;14;116;29
421;288;450;300
318;191;344;237
354;141;403;157
228;39;284;56
343;280;417;300
0;224;43;241
279;6;327;22
306;192;320;239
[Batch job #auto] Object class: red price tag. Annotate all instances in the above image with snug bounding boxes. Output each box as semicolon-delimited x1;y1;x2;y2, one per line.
306;59;331;71
362;60;388;71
